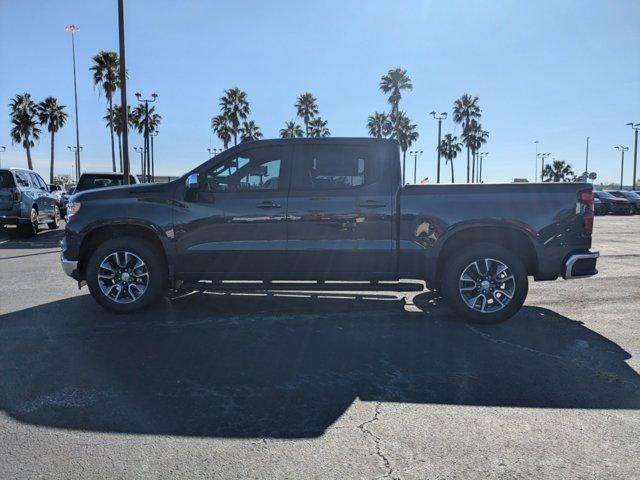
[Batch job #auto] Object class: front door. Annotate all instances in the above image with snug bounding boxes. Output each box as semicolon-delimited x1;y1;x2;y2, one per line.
174;144;291;279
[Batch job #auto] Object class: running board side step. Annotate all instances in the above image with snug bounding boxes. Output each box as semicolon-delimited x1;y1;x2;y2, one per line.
175;280;425;293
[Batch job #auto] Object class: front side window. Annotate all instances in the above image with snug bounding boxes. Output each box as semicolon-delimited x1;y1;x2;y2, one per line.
293;146;372;190
28;173;44;189
204;149;283;192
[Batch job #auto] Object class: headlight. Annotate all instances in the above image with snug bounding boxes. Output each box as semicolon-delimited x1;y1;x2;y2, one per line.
66;201;81;217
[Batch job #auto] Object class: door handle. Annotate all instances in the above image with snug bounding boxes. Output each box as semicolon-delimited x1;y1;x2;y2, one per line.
256;201;281;209
359;200;386;208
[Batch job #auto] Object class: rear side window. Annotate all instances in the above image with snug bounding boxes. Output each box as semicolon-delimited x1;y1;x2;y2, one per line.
0;171;15;188
14;172;31;188
292;145;375;190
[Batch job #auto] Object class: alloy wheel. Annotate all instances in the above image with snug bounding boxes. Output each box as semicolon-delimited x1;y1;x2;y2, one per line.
458;258;516;313
98;251;149;304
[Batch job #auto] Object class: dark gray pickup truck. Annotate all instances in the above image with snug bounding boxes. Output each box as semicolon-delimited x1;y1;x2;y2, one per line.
61;138;598;323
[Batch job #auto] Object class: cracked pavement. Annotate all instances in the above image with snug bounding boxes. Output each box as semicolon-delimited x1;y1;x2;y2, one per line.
0;216;639;479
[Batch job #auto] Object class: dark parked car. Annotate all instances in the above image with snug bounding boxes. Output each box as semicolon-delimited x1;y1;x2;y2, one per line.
608;190;640;213
61;138;599;324
75;172;140;193
0;168;62;236
593;191;634;215
593;196;607;216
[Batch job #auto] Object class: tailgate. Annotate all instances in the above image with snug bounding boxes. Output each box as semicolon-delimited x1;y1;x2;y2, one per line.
0;171;16;211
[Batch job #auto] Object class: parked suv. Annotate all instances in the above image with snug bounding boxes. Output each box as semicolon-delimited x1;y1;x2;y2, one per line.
0;168;61;236
608;190;640;213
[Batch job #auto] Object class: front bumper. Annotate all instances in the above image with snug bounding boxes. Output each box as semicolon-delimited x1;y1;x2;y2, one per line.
61;254;79;278
562;251;599;280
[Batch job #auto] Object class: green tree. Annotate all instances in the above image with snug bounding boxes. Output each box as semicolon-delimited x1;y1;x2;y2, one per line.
438;133;462;183
452;94;481;183
9;93;40;170
239;120;263;142
308;117;330;138
379;68;413;138
220;87;250;145
211;114;232;149
90;51;121;172
367;112;392;138
37;96;68;183
395;112;419;184
295;92;319;137
542;160;574;182
462;119;489;182
280;121;304;138
104;104;132;171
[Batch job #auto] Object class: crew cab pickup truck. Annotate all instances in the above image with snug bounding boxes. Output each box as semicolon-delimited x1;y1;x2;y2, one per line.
61;138;599;323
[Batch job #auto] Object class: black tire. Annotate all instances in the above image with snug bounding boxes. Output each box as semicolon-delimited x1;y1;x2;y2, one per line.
18;207;39;237
441;243;528;324
47;205;61;229
86;236;168;313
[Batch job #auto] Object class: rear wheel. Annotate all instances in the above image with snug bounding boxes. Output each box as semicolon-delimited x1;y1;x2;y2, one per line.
18;208;39;237
86;236;167;313
47;205;60;229
441;243;528;324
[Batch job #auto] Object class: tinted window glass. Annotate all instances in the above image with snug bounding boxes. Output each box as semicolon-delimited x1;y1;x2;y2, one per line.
14;172;30;188
0;171;15;188
204;149;283;192
28;173;44;189
293;146;372;190
595;191;615;199
76;174;135;191
35;174;48;189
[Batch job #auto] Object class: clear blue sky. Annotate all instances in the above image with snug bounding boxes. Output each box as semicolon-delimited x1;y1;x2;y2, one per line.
1;0;639;184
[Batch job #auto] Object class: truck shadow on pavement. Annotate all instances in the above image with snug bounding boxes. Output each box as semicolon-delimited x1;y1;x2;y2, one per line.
0;291;638;438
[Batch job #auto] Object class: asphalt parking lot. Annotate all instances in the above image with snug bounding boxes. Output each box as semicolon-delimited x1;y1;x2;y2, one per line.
0;216;638;479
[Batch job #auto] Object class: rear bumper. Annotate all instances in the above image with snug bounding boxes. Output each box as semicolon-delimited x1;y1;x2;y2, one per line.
0;214;28;226
562;251;599;280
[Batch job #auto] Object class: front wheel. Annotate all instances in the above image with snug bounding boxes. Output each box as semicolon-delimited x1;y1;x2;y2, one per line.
441;243;528;324
86;236;168;313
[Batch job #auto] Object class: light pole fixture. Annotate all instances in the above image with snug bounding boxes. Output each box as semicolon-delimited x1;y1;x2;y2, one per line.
540;153;551;181
477;152;488;183
534;140;539;181
626;122;640;190
133;146;145;179
65;24;82;183
0;146;5;168
409;150;424;184
585;136;590;176
135;92;158;183
150;130;158;181
207;147;224;157
117;0;131;184
67;145;83;181
615;145;629;189
430;111;447;183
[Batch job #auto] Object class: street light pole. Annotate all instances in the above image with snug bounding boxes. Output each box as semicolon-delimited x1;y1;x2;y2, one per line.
65;25;81;182
478;152;488;183
135;92;157;183
534;140;539;182
627;123;640;190
133;147;144;177
540;153;551;181
67;146;83;181
615;145;629;189
409;150;423;184
585;136;590;176
430;111;447;183
150;130;158;181
117;0;132;184
0;146;5;168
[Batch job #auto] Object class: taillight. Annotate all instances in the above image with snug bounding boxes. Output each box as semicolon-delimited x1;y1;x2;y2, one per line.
579;190;594;235
11;188;21;203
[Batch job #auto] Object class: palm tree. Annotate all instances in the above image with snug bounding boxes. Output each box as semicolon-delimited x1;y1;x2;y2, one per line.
130;103;162;179
452;94;481;183
367;112;392;138
9;93;40;170
294;92;319;137
308;117;330;138
280;121;304;138
379;68;412;137
90;51;121;172
220;87;250;145
395;112;419;184
37;97;68;184
239;120;263;142
211;114;232;149
542;160;574;182
438;133;462;183
462;119;489;182
104;104;132;171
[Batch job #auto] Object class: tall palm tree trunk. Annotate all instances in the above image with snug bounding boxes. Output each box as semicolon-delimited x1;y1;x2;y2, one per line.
50;132;55;184
402;149;407;184
450;159;455;183
305;120;309;138
466;148;470;183
117;133;122;172
108;97;116;172
25;139;33;170
472;151;476;183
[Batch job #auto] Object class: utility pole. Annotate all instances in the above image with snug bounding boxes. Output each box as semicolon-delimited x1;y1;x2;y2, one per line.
585;136;589;177
409;150;423;184
627;123;640;190
430;111;447;183
135;92;157;183
65;25;81;181
0;146;5;168
615;145;629;189
117;0;131;184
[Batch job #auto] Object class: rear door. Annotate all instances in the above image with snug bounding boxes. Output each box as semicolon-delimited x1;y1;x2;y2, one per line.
286;142;395;278
174;144;291;278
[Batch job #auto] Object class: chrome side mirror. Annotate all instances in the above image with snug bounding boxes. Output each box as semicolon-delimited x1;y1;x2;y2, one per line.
185;173;200;190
